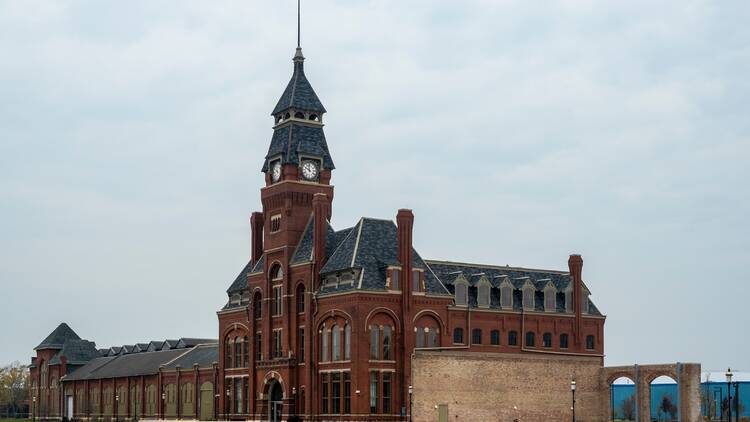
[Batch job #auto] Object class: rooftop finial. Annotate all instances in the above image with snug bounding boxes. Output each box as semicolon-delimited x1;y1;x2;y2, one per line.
294;0;304;62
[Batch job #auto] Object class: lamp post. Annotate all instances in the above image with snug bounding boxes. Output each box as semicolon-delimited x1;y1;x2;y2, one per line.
32;396;36;422
726;368;733;422
409;385;414;422
571;380;577;422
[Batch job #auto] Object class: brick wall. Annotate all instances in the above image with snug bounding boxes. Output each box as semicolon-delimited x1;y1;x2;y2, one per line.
412;350;603;422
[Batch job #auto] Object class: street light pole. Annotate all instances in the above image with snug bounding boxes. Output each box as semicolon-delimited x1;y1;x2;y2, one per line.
408;385;413;422
726;368;733;422
571;380;577;422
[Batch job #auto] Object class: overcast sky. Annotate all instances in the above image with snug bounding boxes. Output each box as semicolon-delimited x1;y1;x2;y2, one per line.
1;1;748;373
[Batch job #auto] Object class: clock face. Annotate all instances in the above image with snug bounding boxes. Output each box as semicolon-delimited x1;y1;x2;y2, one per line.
301;161;319;181
270;162;281;182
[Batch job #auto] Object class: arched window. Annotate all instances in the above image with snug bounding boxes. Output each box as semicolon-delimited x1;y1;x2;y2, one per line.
523;284;535;310
455;282;468;306
453;327;464;344
344;324;351;360
332;324;341;361
542;332;552;348
490;330;500;345
225;338;233;368
296;284;305;313
382;326;393;360
477;280;490;308
309;114;318;121
560;333;569;349
471;329;482;345
234;336;242;367
369;326;379;359
270;264;283;280
508;331;518;346
321;326;329;362
586;335;595;350
415;327;425;348
284;112;290;120
253;292;262;319
525;331;535;347
501;284;513;309
294;111;304;119
427;327;438;347
544;284;556;311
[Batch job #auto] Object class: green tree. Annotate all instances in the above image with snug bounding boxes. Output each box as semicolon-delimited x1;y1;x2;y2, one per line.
0;362;29;417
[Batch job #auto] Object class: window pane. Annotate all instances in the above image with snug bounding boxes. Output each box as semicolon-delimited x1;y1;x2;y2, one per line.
382;326;392;360
331;372;341;414
298;327;305;363
491;330;500;345
344;324;351;360
392;269;400;290
332;325;341;361
508;331;518;346
543;333;552;348
472;329;482;345
416;327;425;348
526;332;535;347
428;328;438;348
560;334;569;349
453;328;463;344
369;372;378;414
412;270;420;292
321;373;329;414
321;328;329;362
382;372;392;413
344;372;351;414
370;327;379;360
255;333;262;361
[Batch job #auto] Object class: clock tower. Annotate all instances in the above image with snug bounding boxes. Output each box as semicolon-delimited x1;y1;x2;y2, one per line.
258;45;334;254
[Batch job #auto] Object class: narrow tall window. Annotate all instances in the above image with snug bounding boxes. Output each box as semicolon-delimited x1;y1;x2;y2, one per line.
560;333;569;349
234;337;242;367
273;330;282;358
415;327;425;348
525;331;535;347
369;372;378;414
344;372;351;414
427;328;438;347
455;283;468;306
321;373;329;414
586;335;595;350
253;293;262;319
344;324;351;360
523;287;534;310
298;327;305;363
255;333;262;361
472;329;482;345
234;378;242;414
543;332;552;348
296;284;305;313
382;372;392;413
273;285;282;316
332;324;341;361
412;270;421;292
453;327;464;344
382;326;392;360
508;331;518;346
331;372;341;414
501;285;513;308
224;338;232;368
490;330;500;345
478;282;490;308
321;327;329;362
270;214;281;233
369;326;379;360
391;269;400;290
242;336;248;367
545;288;556;311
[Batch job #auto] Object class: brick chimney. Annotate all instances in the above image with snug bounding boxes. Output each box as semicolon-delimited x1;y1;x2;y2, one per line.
568;254;583;346
397;209;414;302
312;193;329;269
250;212;264;265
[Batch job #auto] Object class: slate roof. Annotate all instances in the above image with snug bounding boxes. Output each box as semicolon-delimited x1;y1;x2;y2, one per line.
426;260;602;315
35;323;81;350
272;52;326;115
176;338;217;348
227;259;256;294
49;340;99;365
289;217;353;265
261;123;334;172
163;344;218;370
64;349;188;381
318;218;451;296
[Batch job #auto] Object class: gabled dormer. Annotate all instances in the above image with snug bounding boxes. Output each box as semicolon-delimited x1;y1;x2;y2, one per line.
521;278;536;311
453;273;469;307
476;276;491;308
542;280;557;312
499;276;514;310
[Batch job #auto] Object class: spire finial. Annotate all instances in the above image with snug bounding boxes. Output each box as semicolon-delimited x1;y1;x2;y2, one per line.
297;0;301;48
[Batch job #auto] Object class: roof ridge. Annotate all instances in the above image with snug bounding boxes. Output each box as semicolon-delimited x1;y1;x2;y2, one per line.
322;220;360;272
293;213;314;262
424;259;569;275
350;218;365;267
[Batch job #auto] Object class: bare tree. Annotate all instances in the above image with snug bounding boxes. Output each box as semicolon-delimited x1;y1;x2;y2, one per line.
621;394;636;420
660;394;678;421
0;362;30;418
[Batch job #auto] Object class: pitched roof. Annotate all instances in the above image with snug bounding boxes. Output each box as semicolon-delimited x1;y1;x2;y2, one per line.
48;340;99;366
176;338;217;348
35;323;81;351
319;218;451;296
261;123;335;172
272;52;326;115
64;348;188;381
163;344;218;370
290;217;353;265
426;260;602;315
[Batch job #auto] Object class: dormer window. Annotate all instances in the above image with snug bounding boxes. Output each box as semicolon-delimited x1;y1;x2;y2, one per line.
522;280;535;311
581;290;590;314
412;269;423;292
543;282;557;312
454;275;469;307
477;277;491;308
387;267;400;290
500;278;513;309
309;114;319;121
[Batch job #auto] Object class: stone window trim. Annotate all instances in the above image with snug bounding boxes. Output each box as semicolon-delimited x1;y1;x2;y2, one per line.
521;280;535;311
385;265;401;291
270;214;282;233
476;276;491;308
453;275;469;307
543;281;557;312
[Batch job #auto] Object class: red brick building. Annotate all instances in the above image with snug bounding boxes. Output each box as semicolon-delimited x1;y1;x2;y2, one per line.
29;43;605;422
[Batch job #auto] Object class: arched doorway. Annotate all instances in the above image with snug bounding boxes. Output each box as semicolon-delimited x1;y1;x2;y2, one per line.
650;375;678;421
268;381;283;422
610;376;636;421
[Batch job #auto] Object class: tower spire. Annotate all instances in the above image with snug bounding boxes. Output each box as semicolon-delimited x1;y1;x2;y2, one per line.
297;0;301;48
294;0;304;61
